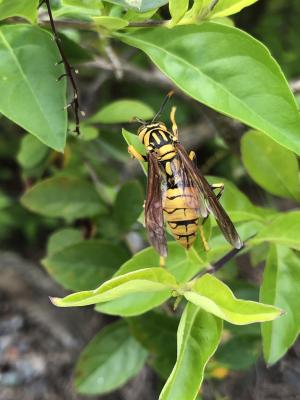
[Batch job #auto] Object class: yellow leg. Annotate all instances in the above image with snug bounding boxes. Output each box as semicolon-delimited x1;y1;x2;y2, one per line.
200;224;210;251
128;145;145;162
189;151;196;161
170;106;179;139
211;182;224;200
159;256;166;267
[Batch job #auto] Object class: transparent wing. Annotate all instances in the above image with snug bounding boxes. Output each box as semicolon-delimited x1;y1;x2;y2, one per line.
145;152;168;257
176;143;243;249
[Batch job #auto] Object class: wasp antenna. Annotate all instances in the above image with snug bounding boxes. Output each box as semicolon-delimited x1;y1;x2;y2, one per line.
134;116;146;124
152;91;175;123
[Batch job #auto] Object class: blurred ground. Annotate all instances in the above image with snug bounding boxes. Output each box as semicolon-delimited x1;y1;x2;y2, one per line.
0;252;157;400
1;252;300;400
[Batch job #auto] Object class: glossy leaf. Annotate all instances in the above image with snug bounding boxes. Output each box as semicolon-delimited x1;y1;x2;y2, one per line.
51;267;177;307
17;134;49;169
93;16;129;30
43;240;129;291
103;0;168;12
0;0;38;22
21;176;106;219
260;245;300;365
241;130;300;201
116;23;300;154
184;274;282;325
89;99;154;124
169;0;189;26
0;25;67;151
75;321;148;395
159;304;222;400
251;211;300;250
96;242;206;316
46;228;83;257
210;0;259;18
129;312;177;379
113;180;144;231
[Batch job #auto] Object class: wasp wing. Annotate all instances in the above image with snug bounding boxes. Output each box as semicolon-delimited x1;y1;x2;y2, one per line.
145;152;167;257
176;143;243;249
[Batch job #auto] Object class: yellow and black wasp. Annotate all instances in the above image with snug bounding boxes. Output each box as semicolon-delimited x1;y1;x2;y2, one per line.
128;92;243;259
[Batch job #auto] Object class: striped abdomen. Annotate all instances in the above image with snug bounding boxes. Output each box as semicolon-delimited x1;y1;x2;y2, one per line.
163;187;200;249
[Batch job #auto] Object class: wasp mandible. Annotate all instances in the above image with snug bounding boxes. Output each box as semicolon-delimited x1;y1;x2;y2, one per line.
128;92;243;259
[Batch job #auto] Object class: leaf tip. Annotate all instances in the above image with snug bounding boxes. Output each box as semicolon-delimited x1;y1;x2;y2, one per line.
49;296;62;306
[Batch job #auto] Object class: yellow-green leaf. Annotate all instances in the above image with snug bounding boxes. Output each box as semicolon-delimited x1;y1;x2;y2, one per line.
51;267;177;307
184;274;282;325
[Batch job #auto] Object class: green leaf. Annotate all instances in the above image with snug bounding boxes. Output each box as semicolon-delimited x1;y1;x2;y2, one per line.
46;228;83;257
159;304;222;400
96;242;206;316
0;25;67;151
210;0;259;18
251;211;300;250
129;312;177;379
88;99;154;124
43;240;129;291
116;23;300;155
241;130;300;201
207;176;264;223
215;334;260;371
260;245;300;365
51;267;177;307
184;274;282;325
169;0;189;26
62;0;103;12
0;0;38;22
93;16;129;30
21;176;106;220
114;180;144;231
103;0;168;12
75;320;148;395
17;134;49;169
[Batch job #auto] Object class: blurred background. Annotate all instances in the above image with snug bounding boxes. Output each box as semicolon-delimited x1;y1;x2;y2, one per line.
1;1;300;399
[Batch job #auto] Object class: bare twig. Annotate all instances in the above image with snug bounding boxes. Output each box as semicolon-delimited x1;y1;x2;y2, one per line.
39;0;82;135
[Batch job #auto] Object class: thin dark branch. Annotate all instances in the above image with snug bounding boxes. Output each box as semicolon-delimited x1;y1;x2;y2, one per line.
127;19;167;27
39;0;82;135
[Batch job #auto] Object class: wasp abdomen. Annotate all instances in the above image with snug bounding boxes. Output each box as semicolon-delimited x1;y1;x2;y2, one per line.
163;187;200;249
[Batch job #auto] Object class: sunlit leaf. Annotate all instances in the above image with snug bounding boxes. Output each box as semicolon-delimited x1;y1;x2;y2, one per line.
159;304;222;400
116;23;300;154
0;25;67;151
184;274;282;325
0;0;38;22
51;267;177;307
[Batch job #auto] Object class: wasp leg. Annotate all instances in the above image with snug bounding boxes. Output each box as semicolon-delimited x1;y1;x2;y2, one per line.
170;106;179;139
128;145;147;162
199;224;210;251
160;256;166;267
211;183;224;200
189;151;196;162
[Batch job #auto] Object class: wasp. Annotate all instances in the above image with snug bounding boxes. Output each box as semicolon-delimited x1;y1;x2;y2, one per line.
128;92;243;259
